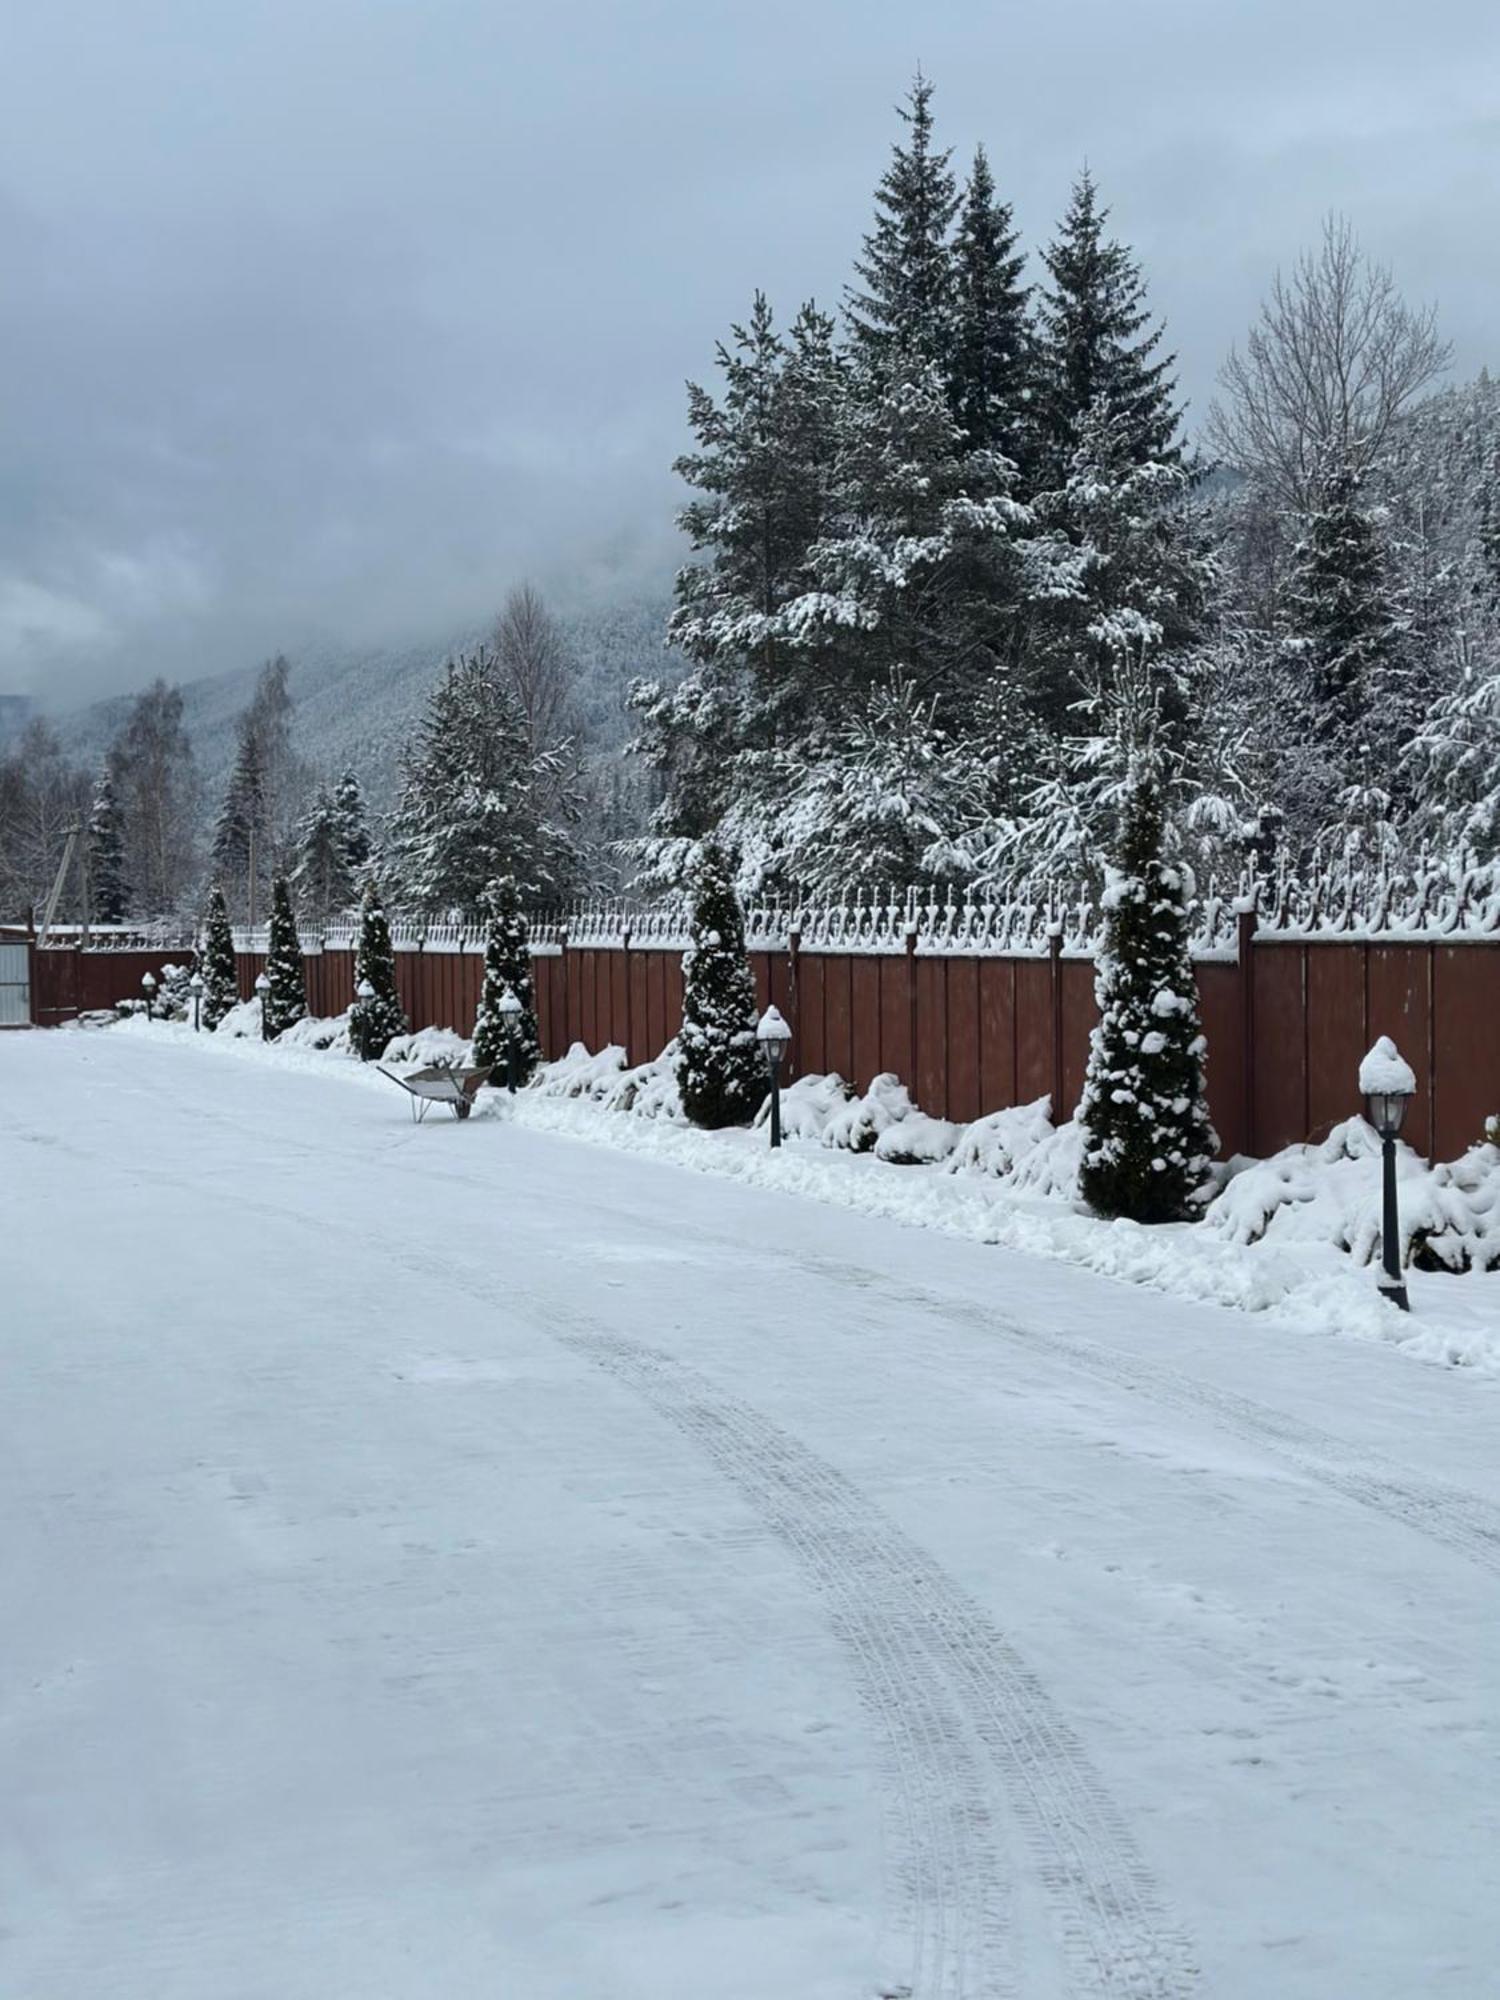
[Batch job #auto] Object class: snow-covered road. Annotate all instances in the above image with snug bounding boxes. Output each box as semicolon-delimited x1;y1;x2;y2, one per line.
3;1028;1497;1999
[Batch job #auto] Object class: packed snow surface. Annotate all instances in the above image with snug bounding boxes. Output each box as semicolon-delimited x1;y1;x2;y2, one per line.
4;1027;1499;1999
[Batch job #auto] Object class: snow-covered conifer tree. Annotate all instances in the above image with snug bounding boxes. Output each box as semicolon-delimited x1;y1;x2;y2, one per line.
87;764;130;923
332;767;372;874
392;652;577;917
949;144;1035;480
1078;758;1216;1223
471;874;541;1081
261;876;306;1039
199;884;239;1031
675;840;764;1128
1036;170;1181;479
291;787;356;928
348;880;406;1061
847;74;959;379
1285;458;1403;745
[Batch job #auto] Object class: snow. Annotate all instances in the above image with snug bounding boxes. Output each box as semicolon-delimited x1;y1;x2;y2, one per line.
1359;1033;1418;1098
754;1002;791;1044
5;1023;1500;1999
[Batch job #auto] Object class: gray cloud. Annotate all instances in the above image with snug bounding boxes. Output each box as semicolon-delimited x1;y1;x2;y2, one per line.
3;0;1496;705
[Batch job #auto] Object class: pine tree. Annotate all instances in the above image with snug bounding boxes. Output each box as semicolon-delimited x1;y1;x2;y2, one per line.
199;884;238;1030
291;787;356;927
348;880;406;1060
471;873;541;1081
87;763;130;923
332;768;372;873
1036;170;1181;480
213;721;268;922
392;651;577;917
1078;760;1216;1223
949;144;1035;477
847;74;960;379
675;840;764;1128
261;876;306;1039
1286;458;1403;745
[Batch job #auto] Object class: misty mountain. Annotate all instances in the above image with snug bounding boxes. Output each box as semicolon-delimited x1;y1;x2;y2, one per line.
49;595;682;818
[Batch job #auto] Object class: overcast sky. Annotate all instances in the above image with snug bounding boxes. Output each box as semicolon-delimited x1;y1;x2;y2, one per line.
3;0;1496;708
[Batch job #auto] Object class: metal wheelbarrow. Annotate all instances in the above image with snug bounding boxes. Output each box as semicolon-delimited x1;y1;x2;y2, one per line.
377;1057;494;1122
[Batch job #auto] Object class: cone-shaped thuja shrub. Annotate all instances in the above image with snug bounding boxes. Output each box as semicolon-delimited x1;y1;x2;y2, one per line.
200;885;239;1031
676;840;764;1129
472;874;541;1080
349;881;407;1061
1078;761;1217;1223
261;875;307;1040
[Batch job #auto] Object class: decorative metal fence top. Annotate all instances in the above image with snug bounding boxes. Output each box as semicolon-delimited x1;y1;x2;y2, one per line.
40;857;1500;960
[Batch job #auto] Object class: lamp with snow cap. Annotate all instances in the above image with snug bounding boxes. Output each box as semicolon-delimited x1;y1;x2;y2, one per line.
498;984;523;1094
140;970;157;1020
1360;1036;1415;1312
189;970;204;1032
254;969;271;1042
756;1005;792;1150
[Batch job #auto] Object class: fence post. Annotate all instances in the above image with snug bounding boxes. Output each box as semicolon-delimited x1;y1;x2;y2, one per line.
622;926;633;1065
555;927;569;1063
1237;896;1258;1158
905;923;918;1087
1048;922;1064;1119
787;927;801;1080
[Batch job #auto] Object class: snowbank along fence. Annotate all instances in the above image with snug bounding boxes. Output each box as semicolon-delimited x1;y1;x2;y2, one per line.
11;882;1500;1164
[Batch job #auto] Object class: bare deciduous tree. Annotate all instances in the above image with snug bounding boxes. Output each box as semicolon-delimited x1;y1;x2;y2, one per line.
1209;216;1451;511
491;584;576;762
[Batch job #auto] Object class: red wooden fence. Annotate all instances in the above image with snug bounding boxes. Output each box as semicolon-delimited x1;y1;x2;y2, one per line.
19;919;1500;1164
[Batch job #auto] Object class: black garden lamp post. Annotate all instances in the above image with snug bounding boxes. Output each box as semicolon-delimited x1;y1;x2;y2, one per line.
254;969;271;1042
1361;1035;1416;1313
189;971;204;1032
141;970;157;1020
498;984;523;1094
756;1004;792;1149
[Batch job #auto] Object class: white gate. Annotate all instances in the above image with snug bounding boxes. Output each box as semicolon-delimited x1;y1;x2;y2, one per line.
0;940;31;1026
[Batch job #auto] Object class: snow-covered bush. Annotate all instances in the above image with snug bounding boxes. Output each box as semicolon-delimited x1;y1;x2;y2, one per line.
200;886;238;1031
349;882;407;1061
278;1012;353;1055
752;1071;855;1142
601;1043;684;1122
531;1043;630;1099
262;876;307;1040
874;1111;961;1166
472;874;540;1082
947;1096;1054;1178
822;1073;915;1153
1006;1119;1086;1203
1205;1118;1500;1273
382;1026;473;1067
1078;761;1217;1223
676;841;763;1129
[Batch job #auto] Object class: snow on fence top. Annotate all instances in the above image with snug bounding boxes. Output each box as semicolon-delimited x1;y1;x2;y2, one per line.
36;856;1500;958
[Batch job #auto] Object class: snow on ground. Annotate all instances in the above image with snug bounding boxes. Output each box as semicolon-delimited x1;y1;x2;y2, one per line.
3;1025;1499;1998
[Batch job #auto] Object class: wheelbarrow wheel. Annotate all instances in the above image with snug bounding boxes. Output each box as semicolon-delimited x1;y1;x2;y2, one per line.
454;1098;472;1120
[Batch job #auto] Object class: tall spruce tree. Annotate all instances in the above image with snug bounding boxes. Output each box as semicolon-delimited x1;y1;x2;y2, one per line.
291;786;356;927
348;881;406;1060
471;873;541;1081
675;840;764;1128
213;722;268;922
1078;760;1216;1223
87;763;130;923
392;651;576;917
847;74;960;379
949;144;1035;478
1286;458;1404;745
261;876;306;1039
332;767;372;873
1036;170;1181;480
199;884;239;1030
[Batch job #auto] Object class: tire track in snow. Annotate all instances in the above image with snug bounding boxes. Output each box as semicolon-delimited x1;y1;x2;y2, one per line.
559;1325;1197;2000
803;1256;1500;1583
